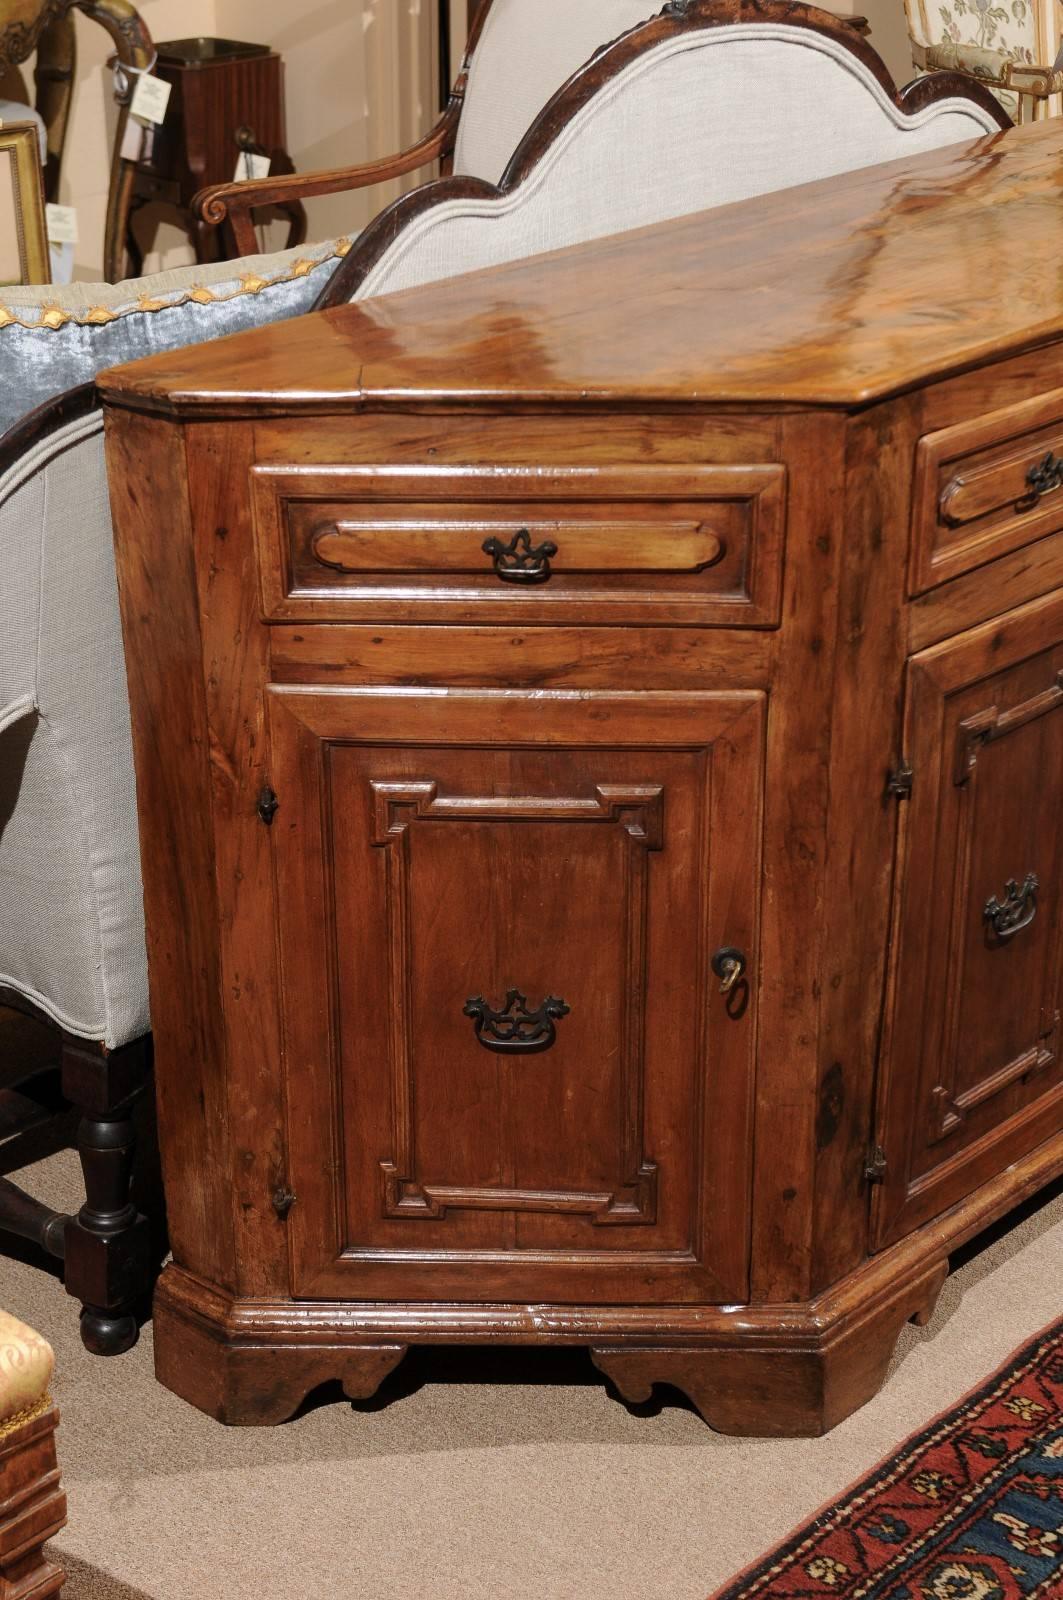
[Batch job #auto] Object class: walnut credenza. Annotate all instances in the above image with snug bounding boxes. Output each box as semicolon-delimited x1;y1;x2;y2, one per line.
99;119;1063;1433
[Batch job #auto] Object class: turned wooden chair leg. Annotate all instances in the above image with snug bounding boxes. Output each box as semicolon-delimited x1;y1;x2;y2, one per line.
60;1035;152;1356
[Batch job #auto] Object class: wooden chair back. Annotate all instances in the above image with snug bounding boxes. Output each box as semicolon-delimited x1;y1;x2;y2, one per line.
320;0;1009;309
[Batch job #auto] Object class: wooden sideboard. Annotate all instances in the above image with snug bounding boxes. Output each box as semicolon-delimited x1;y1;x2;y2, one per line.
99;119;1063;1434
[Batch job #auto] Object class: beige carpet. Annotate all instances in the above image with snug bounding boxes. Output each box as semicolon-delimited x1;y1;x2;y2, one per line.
3;1150;1061;1600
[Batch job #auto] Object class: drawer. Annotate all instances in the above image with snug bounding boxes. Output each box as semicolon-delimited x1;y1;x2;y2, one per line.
911;388;1063;595
250;462;786;626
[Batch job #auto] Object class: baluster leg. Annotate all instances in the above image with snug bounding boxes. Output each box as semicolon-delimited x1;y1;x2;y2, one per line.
60;1035;152;1356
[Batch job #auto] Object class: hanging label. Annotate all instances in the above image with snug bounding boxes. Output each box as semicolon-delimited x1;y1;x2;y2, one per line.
119;116;150;163
45;203;78;245
129;73;172;126
234;152;272;183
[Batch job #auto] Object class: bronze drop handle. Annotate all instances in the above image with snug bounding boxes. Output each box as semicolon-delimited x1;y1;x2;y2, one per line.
711;947;747;994
983;873;1039;942
483;528;557;585
1024;453;1063;507
464;989;570;1053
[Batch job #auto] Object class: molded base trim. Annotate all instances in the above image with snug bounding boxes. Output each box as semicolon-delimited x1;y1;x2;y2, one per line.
153;1255;945;1434
152;1126;1063;1431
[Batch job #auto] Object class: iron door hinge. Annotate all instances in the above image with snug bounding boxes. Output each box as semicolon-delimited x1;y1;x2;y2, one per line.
864;1145;888;1184
886;761;914;800
257;785;280;827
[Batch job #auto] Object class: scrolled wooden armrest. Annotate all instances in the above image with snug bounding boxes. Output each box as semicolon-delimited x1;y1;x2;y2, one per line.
193;99;462;256
917;38;1063;100
1002;61;1063;98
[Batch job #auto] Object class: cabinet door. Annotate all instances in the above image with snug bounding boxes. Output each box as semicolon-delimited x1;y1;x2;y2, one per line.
873;595;1063;1247
268;687;763;1304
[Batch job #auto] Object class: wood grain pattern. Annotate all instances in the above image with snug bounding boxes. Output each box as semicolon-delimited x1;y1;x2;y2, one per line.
911;388;1063;594
872;592;1063;1247
0;1404;66;1599
267;688;762;1306
146;1108;1061;1426
102;113;1063;1435
103;410;237;1291
249;459;785;627
97;129;1063;422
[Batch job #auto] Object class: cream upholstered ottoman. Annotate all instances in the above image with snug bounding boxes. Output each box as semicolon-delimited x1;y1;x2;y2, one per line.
0;1312;66;1599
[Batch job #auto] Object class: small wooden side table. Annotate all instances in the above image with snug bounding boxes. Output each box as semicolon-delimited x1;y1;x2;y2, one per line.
126;37;306;270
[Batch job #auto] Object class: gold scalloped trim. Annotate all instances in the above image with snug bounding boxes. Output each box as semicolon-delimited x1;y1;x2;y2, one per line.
0;1391;53;1440
0;238;352;332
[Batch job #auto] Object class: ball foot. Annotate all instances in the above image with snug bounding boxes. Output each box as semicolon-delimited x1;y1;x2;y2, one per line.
79;1306;139;1357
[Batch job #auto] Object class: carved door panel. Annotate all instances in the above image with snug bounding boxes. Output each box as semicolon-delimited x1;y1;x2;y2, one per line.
268;687;763;1304
873;594;1063;1247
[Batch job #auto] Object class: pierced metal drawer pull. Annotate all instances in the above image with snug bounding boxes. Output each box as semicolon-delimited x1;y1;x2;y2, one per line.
1024;452;1063;506
464;989;570;1053
983;873;1039;941
482;528;558;585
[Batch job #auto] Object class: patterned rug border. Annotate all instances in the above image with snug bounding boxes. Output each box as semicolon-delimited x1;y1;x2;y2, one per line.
708;1314;1063;1600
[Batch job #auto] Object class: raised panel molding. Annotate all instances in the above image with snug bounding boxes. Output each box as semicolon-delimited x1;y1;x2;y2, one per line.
250;460;786;627
266;684;762;1303
929;663;1063;1143
873;593;1063;1249
372;779;663;1224
953;668;1063;786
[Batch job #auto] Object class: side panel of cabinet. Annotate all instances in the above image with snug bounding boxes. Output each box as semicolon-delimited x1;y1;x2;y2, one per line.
267;688;763;1304
873;592;1063;1247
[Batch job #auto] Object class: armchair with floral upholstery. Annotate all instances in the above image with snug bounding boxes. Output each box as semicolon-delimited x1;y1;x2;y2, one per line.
903;0;1063;121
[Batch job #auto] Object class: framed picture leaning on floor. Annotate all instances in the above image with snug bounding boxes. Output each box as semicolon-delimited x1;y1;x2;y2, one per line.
0;120;49;287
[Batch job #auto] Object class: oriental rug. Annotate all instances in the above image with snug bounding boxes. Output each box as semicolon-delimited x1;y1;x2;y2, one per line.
712;1318;1063;1599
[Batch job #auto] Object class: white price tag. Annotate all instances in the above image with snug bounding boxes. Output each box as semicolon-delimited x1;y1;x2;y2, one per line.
45;203;78;245
130;72;172;126
233;152;272;183
120;116;150;163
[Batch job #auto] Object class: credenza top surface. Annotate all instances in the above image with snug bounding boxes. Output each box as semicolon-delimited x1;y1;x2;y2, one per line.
100;119;1063;417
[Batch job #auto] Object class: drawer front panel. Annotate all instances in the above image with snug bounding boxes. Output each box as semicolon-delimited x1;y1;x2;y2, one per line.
252;463;785;626
912;389;1063;595
873;593;1063;1247
268;688;762;1304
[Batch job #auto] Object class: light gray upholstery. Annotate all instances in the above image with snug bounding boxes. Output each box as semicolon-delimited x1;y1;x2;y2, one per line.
357;23;1002;301
0;242;351;1045
453;0;659;183
0;412;146;1048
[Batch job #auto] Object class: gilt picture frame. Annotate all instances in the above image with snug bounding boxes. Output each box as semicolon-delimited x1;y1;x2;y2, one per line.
0;121;50;287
